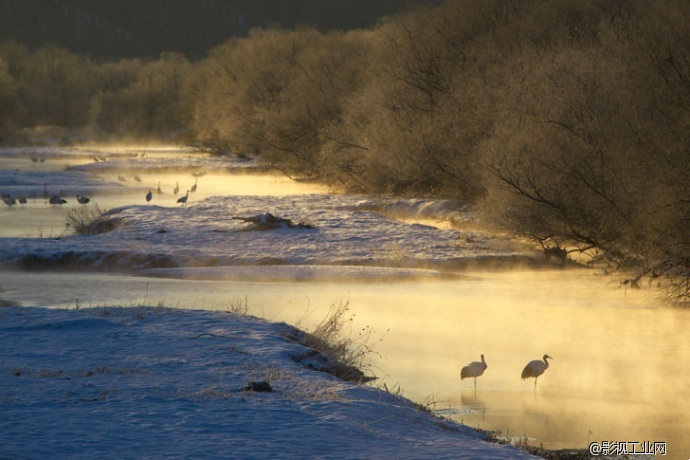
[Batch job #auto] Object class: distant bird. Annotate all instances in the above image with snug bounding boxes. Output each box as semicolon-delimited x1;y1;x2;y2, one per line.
118;175;127;183
93;156;100;162
173;181;180;195
521;354;553;387
49;194;67;205
146;190;153;203
18;196;27;204
76;195;91;204
177;190;189;204
460;354;487;387
133;175;142;182
190;178;198;193
30;156;39;163
156;181;163;194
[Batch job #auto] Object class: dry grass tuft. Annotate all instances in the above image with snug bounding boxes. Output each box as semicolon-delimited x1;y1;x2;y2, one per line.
298;299;386;383
65;204;125;235
225;295;251;315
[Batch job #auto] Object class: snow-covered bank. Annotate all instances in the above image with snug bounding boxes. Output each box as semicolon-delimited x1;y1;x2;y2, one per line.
0;305;535;459
0;194;541;273
0;146;546;274
0;146;561;458
67;148;264;175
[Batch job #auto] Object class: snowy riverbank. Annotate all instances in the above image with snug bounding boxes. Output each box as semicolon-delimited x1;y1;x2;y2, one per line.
0;146;573;458
0;146;542;272
0;305;536;459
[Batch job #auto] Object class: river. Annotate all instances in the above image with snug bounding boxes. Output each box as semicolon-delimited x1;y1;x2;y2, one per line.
1;147;687;457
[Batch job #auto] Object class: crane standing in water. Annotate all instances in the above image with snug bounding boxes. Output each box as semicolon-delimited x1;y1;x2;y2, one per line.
177;190;189;204
460;354;488;388
521;354;553;388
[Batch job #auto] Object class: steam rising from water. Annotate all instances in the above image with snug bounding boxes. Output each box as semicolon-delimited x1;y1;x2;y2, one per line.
3;268;686;452
357;271;690;454
0;149;329;238
2;146;687;454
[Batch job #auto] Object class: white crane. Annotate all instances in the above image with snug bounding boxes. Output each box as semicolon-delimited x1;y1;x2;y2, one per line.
521;354;553;387
173;181;180;195
190;178;198;193
177;190;189;204
460;354;487;387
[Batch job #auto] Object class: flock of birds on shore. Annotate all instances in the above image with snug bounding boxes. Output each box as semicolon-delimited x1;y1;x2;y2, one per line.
145;177;197;205
1;187;83;207
2;153;203;208
2;178;200;207
460;354;553;389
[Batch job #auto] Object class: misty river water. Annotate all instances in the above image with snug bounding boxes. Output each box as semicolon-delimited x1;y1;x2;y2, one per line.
1;150;689;457
2;269;688;456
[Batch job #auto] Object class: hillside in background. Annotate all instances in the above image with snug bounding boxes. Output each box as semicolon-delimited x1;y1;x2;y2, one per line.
0;0;441;59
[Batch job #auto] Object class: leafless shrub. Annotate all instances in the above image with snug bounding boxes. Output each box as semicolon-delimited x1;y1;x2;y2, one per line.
65;204;125;235
298;299;387;382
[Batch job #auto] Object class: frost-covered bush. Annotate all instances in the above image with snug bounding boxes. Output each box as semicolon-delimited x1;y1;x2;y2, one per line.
65;204;125;235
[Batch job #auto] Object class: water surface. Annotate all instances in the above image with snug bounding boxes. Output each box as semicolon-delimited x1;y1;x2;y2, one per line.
0;150;328;237
0;269;686;456
1;147;687;457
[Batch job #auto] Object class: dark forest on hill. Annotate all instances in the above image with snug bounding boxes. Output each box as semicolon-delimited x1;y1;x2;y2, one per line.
0;0;441;59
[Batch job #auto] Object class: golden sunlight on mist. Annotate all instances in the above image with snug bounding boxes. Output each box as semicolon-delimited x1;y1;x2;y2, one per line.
310;271;690;452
